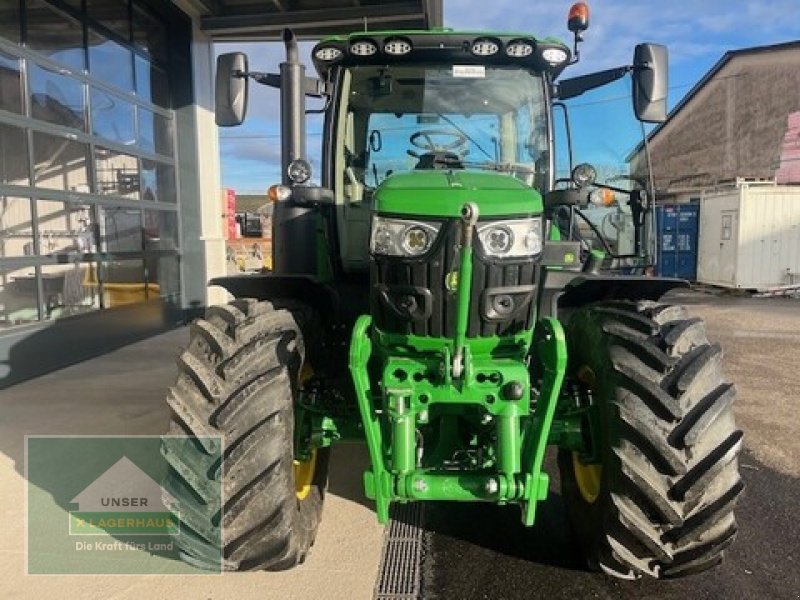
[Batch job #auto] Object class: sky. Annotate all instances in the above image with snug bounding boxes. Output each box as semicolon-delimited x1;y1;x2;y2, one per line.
217;0;800;193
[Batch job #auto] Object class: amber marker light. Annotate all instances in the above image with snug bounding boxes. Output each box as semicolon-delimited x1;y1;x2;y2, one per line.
568;2;590;33
268;184;291;202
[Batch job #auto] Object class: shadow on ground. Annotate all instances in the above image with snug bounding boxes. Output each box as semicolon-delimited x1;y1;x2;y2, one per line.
326;443;376;511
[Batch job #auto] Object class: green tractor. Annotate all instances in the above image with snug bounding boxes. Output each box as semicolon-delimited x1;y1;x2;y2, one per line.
162;2;743;579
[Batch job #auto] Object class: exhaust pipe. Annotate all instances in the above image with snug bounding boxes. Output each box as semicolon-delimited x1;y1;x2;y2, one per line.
273;28;316;275
280;28;306;185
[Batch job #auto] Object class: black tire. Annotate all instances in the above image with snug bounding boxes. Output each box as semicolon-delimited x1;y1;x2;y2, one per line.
559;300;743;579
161;298;329;571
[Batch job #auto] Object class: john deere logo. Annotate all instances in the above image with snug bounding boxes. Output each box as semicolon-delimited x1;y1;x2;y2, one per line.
69;456;178;536
445;270;459;291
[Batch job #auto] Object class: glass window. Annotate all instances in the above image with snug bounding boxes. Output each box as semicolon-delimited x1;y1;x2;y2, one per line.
132;4;167;65
91;88;135;144
99;259;151;306
99;205;141;253
0;265;40;327
36;199;96;255
142;209;180;303
26;0;86;72
41;262;101;319
144;209;177;250
0;197;34;258
0;0;21;43
0;51;23;113
95;147;140;199
135;55;169;108
141;159;175;203
0;124;30;185
29;63;86;130
88;0;131;41
32;131;90;192
138;108;172;156
88;31;133;92
145;253;178;301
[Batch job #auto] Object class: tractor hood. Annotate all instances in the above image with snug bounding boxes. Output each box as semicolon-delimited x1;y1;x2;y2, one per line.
373;170;543;218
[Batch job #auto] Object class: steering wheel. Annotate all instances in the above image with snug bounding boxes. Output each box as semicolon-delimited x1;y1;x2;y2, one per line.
408;129;468;157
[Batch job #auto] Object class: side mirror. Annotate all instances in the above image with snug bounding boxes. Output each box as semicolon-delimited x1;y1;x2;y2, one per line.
216;53;248;127
632;43;668;123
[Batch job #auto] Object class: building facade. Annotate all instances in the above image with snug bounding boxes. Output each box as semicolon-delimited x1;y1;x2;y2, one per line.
0;0;439;387
632;42;800;203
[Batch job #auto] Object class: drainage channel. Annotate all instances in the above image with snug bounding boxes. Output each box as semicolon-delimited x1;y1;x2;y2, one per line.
373;503;426;600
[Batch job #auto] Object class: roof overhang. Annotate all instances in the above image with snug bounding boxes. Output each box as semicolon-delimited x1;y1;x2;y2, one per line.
195;0;442;41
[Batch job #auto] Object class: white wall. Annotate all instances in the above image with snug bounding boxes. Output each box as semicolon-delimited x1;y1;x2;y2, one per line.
172;1;228;308
189;23;228;306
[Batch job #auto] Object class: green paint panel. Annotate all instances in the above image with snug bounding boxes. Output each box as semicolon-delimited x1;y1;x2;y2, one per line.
375;170;543;217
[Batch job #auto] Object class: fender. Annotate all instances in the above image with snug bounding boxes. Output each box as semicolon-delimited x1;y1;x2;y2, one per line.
538;270;688;317
208;273;339;319
558;273;688;307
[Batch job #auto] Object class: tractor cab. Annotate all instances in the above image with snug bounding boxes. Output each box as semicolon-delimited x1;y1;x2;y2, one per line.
310;31;567;273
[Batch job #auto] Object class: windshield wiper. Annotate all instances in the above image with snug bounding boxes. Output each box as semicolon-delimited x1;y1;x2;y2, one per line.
461;160;537;174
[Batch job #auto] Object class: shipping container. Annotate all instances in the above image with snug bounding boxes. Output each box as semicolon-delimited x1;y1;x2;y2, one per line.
656;203;699;280
697;184;800;289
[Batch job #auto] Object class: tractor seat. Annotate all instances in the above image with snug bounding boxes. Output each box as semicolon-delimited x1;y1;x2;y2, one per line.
414;152;464;170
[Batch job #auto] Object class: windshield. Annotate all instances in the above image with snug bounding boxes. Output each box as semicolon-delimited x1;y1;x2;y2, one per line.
340;64;548;190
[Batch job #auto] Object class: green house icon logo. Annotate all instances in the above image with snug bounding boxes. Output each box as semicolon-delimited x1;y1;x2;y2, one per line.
69;456;179;536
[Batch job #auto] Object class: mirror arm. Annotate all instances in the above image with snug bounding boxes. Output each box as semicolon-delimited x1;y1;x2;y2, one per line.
242;70;329;100
306;92;332;115
303;78;330;98
557;65;633;100
248;71;281;87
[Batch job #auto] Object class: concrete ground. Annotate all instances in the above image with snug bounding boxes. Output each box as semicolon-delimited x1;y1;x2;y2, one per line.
0;328;384;600
675;292;800;478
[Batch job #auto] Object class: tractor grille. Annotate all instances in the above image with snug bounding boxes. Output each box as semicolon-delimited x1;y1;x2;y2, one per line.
370;220;538;338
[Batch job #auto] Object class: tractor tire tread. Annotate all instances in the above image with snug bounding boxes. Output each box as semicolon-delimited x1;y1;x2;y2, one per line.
161;298;327;572
560;300;742;580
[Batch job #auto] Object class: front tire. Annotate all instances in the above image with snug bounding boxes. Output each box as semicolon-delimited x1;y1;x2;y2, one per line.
559;300;743;579
161;298;329;571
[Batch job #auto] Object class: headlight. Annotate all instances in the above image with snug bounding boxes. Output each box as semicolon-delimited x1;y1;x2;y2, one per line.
571;163;597;188
384;37;412;56
471;38;500;56
370;216;441;257
287;158;311;184
541;47;568;66
478;218;542;258
350;39;378;56
314;46;342;61
506;40;534;57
